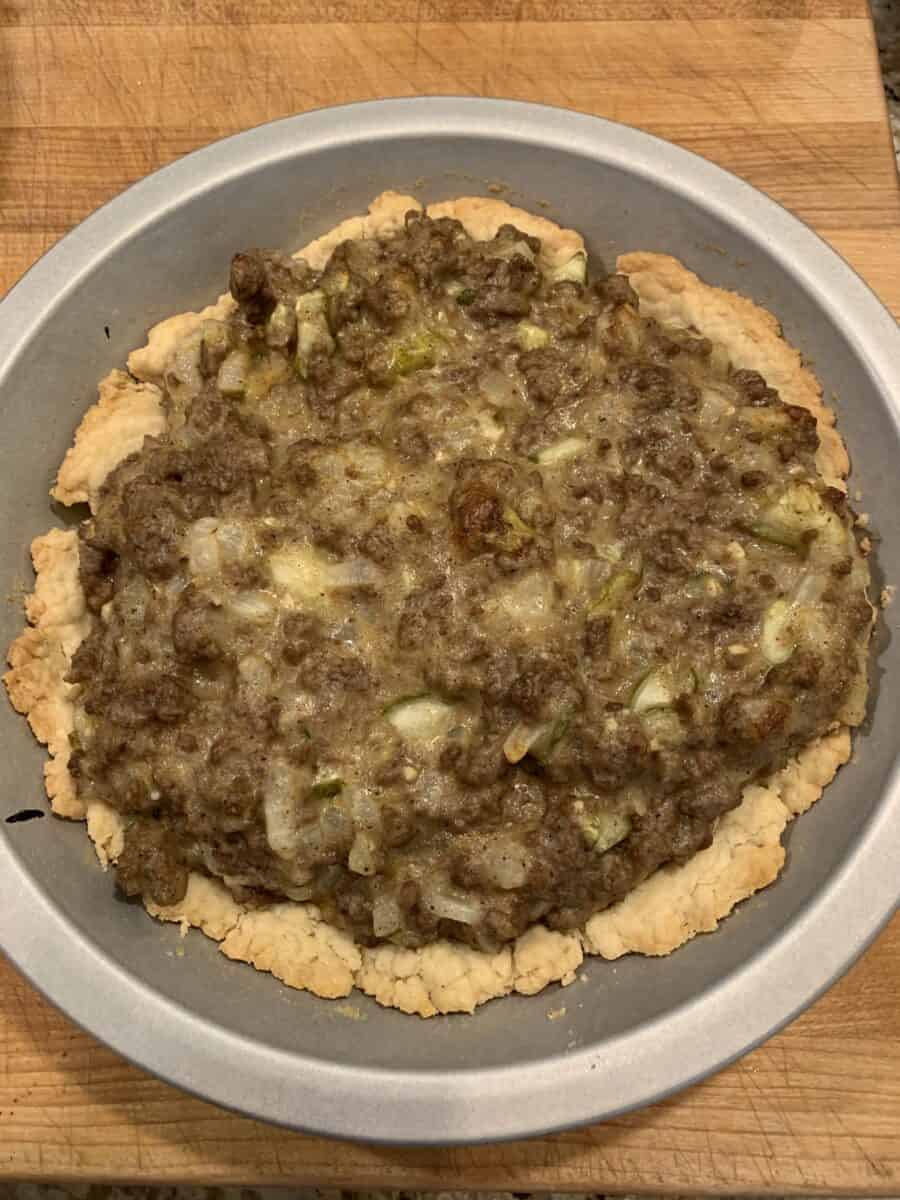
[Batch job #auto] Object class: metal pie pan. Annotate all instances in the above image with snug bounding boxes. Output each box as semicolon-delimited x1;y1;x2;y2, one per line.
1;98;898;1145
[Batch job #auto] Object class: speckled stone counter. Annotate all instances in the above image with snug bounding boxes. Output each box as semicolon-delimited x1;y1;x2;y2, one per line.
874;0;900;160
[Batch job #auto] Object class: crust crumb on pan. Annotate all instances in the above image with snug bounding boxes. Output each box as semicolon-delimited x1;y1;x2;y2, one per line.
4;194;863;1017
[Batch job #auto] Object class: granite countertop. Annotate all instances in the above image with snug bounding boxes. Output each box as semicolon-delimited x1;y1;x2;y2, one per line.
874;0;900;161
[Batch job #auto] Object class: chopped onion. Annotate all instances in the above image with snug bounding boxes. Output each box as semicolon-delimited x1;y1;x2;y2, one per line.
327;557;383;591
503;721;547;764
494;571;556;632
266;301;296;348
186;518;221;577
699;385;734;426
631;668;675;713
536;437;588;466
348;831;378;876
269;545;381;602
264;760;303;858
423;889;483;926
516;321;550;351
479;366;524;410
476;838;531;890
167;334;203;395
372;893;403;938
216;520;251;563
793;571;827;606
385;695;456;742
295;291;334;378
547;251;587;285
217;348;250;397
761;598;796;664
228;590;277;624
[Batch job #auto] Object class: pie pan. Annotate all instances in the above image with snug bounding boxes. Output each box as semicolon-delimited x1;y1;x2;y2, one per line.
1;98;899;1145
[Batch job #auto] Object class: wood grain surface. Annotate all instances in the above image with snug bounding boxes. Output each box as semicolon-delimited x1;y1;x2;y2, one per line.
1;0;899;1189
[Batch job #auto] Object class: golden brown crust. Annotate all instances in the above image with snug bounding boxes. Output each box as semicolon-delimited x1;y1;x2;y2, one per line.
3;529;90;819
53;369;166;511
3;197;861;1017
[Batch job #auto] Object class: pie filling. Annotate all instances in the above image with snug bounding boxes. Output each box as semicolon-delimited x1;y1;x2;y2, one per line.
66;212;871;951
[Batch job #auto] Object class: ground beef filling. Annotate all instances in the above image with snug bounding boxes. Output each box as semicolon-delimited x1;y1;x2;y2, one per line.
67;211;871;951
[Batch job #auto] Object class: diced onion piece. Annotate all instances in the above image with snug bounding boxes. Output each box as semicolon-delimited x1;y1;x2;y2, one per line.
295;290;334;379
269;545;330;601
503;720;548;764
547;251;587;285
185;518;221;577
479;366;524;409
264;760;304;858
494;571;556;632
504;713;571;764
793;571;828;606
168;333;204;394
752;482;841;550
217;349;251;397
228;590;277;624
641;708;685;748
476;838;531;890
761;598;796;664
200;320;231;372
348;831;378;876
699;385;734;426
516;321;550;351
372;893;403;938
385;695;456;742
535;437;588;466
296;290;328;323
422;889;483;926
579;810;632;853
266;300;296;347
269;545;381;602
631;668;674;713
326;557;383;591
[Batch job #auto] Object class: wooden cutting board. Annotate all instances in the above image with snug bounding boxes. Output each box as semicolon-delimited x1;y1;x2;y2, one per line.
2;0;899;1189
